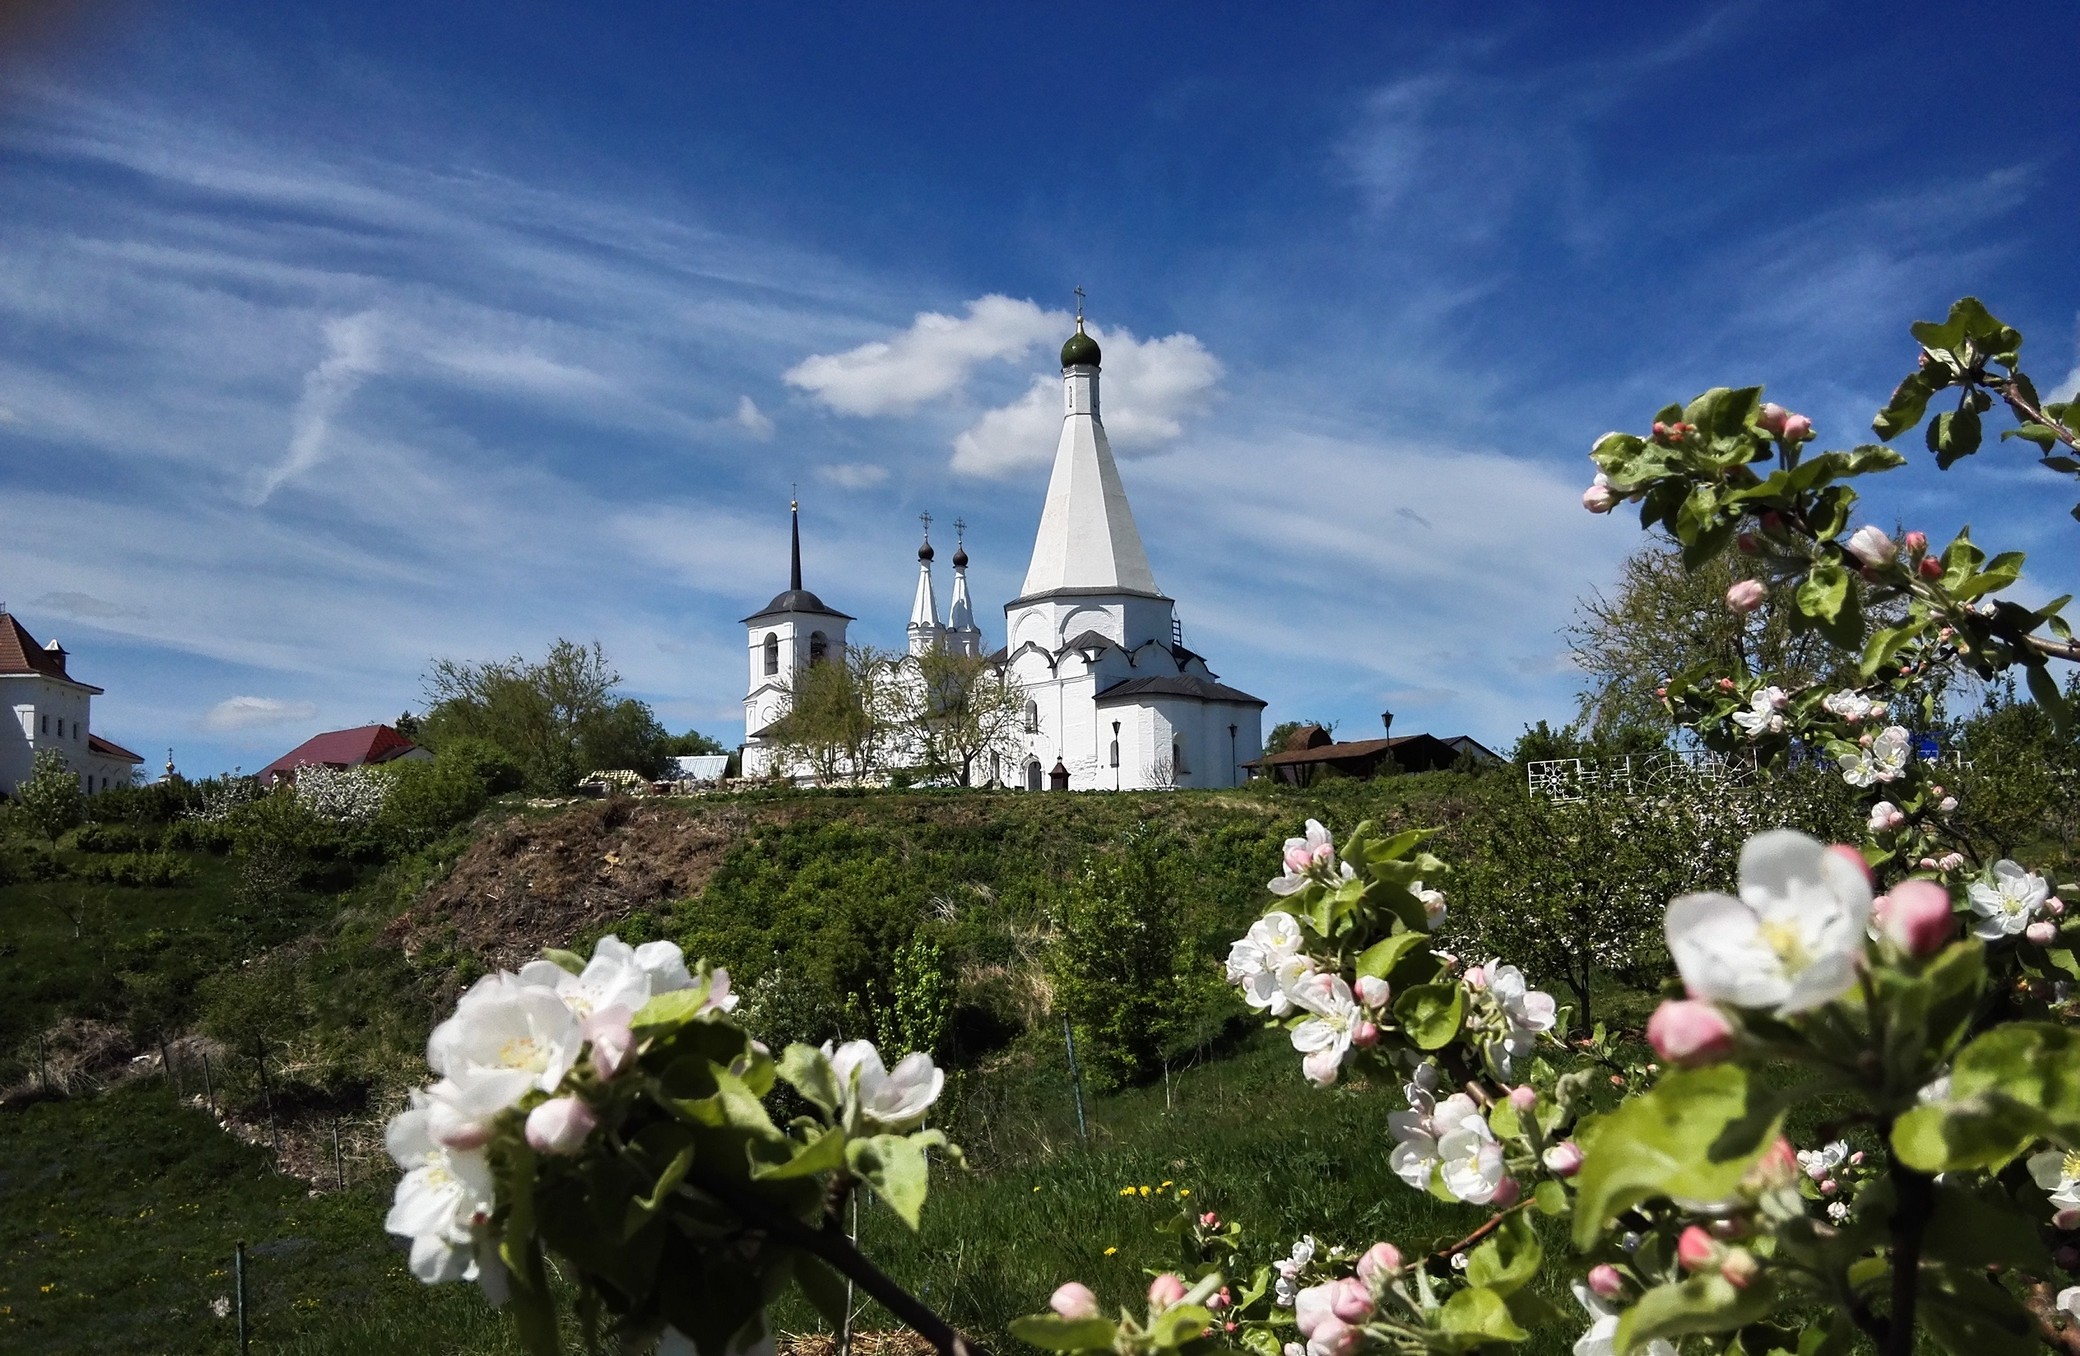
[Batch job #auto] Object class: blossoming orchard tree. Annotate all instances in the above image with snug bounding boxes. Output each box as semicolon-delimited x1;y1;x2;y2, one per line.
385;298;2080;1356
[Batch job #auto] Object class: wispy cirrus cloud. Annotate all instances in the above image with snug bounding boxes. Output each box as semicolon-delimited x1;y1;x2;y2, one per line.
201;696;317;732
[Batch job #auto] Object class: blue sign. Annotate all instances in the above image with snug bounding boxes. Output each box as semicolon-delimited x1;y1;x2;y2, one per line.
1914;733;1940;761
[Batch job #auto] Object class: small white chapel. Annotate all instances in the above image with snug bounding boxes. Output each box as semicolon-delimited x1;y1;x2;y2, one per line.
739;311;1264;790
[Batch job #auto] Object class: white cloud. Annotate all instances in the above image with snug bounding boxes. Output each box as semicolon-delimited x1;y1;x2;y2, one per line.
202;696;318;731
733;394;775;440
784;294;1059;415
818;462;888;488
34;590;144;620
249;310;382;504
951;325;1222;477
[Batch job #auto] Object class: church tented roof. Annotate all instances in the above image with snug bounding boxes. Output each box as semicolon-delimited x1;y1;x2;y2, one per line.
1094;674;1265;706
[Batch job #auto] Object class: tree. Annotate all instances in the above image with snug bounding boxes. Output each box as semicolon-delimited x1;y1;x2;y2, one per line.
659;728;727;758
1566;537;1860;743
1262;718;1333;757
15;748;85;846
898;650;1027;787
767;645;902;784
419;639;667;792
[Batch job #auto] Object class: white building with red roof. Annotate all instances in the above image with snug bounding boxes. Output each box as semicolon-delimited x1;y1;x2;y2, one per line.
0;608;145;798
256;723;431;786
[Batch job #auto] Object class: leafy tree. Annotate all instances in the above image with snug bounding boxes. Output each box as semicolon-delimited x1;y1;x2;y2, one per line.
659;728;727;757
899;650;1028;787
1262;718;1333;756
1566;537;1862;743
1048;827;1203;1089
1948;674;2080;863
767;645;902;784
420;639;668;792
15;748;85;846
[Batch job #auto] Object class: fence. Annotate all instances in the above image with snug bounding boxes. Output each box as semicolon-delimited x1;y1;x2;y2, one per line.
1526;749;1752;803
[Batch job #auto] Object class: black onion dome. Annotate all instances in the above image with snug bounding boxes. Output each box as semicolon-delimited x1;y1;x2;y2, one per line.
918;538;935;562
1060;327;1102;368
952;544;969;568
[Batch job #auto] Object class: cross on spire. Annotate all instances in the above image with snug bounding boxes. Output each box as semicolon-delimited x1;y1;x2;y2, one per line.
954;517;966;544
919;510;933;542
1073;285;1085;329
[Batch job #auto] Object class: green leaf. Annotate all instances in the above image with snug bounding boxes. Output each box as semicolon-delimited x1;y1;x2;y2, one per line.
1572;1065;1786;1249
1439;1286;1528;1342
1615;1274;1776;1355
539;947;585;974
1392;984;1465;1050
1147;1303;1214;1349
1918;1262;2039;1356
1356;932;1429;980
1922;1181;2055;1272
633;986;715;1035
751;1124;847;1182
2027;663;2072;739
1874;369;1938;440
1926;406;1982;467
1464;1212;1541;1297
1892;1022;2080;1171
1533;1180;1569;1216
776;1043;841;1118
846;1133;930;1229
1859;623;1921;679
1797;559;1850;624
1008;1315;1121;1352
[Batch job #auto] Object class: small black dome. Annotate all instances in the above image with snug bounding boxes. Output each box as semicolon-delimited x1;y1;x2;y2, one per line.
918;539;935;562
1060;328;1101;368
761;588;832;614
952;545;969;568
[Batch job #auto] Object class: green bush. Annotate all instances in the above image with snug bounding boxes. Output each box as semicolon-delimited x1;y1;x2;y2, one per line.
376;758;491;851
71;851;195;888
162;817;237;853
82;779;201;825
429;735;526;796
67;821;163;854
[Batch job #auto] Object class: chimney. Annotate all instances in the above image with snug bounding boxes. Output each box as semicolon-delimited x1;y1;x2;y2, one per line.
1381;710;1395;736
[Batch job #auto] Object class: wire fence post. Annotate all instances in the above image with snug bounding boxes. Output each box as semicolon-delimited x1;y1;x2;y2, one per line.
159;1034;180;1097
1061;1017;1089;1142
254;1036;279;1156
234;1239;250;1355
332;1120;345;1191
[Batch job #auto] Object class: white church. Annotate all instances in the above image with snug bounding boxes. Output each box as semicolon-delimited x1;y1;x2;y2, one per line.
740;315;1264;790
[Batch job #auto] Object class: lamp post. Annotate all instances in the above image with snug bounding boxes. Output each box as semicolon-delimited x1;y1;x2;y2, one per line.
1111;720;1121;791
1228;723;1238;787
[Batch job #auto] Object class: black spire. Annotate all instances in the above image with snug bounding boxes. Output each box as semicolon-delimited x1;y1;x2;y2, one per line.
789;499;802;591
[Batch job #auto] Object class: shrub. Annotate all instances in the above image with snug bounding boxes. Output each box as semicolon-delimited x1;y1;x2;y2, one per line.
429;735;525;796
68;821;162;854
83;779;200;825
16;749;85;845
71;851;195;889
376;758;491;851
162;818;237;854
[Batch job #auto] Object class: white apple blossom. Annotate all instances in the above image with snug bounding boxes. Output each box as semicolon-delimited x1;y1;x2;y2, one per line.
1571;1279;1677;1356
1731;687;1789;738
1826;1200;1851;1223
385;1095;499;1287
1822;690;1880;723
1838;726;1910;787
1288;972;1361;1087
2028;1147;2080;1215
517;934;703;1022
1438;1113;1506;1204
1411;880;1447;928
427;973;584;1119
1845;525;1896;567
1797;1140;1849;1181
1389;1091;1484;1191
1485;960;1558;1033
1664;829;1872;1015
2058;1287;2080;1323
1227;912;1314;1017
824;1039;943;1132
1867;801;1905;834
1273;1235;1318;1308
294;761;392;823
1967;860;2051;940
1270;820;1354;897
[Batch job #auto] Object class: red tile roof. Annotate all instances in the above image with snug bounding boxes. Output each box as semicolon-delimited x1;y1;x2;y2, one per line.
258;724;422;784
0;611;105;693
88;733;145;764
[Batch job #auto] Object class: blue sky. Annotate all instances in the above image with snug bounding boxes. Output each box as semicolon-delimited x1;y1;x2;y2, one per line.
2;2;2076;776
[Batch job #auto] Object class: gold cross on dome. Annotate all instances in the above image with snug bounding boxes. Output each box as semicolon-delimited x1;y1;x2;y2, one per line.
1074;286;1085;326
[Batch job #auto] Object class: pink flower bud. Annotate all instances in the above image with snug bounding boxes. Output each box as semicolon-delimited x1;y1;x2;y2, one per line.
1148;1273;1189;1311
1918;556;1943;579
1938;796;1958;814
1849;1151;1865;1166
1875;879;1953;957
588;1017;636;1080
1827;844;1875;886
426;1098;492;1151
1819;1178;1839;1196
1676;1225;1719;1274
1586;1264;1626;1300
1294;1283;1334;1338
1328;1277;1374;1324
1719;1249;1760;1289
1306;1317;1360;1356
1051;1282;1100;1321
1209;1287;1232;1313
1903;531;1927;555
1782;414;1813;442
1463;964;1488;990
1490;1177;1522;1208
1349;1020;1380;1049
1285;844;1314;874
1929;784;1944;796
2048;897;2066;918
1200;1211;1222;1230
1508;1085;1538;1115
1939;852;1966;872
1647;999;1736;1067
2054;1208;2080;1231
1543;1141;1584;1177
1583;484;1618;513
1717;677;1737;692
1302;1047;1343;1087
1736;532;1758;554
1357;1243;1404;1286
1354;975;1390;1009
1845;525;1897;567
1725;580;1767;614
1759;403;1788;435
524;1096;598;1156
2028;921;2058;945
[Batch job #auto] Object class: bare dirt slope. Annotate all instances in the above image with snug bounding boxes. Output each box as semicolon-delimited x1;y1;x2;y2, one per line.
384;798;784;971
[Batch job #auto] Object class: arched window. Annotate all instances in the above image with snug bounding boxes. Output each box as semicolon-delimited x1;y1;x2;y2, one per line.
1025;759;1043;792
1023;699;1039;733
1173;740;1189;776
762;633;779;676
809;631;828;665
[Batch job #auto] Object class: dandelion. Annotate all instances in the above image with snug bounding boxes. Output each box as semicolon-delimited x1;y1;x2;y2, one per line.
1139;1185;1151;1197
1178;1189;1190;1197
1032;1186;1042;1193
1104;1246;1118;1256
